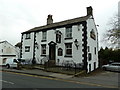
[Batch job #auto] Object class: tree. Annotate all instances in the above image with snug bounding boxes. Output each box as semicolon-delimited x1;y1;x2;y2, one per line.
98;47;120;67
104;14;120;48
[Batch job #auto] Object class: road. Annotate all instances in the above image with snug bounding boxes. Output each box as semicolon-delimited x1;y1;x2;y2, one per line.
1;71;108;88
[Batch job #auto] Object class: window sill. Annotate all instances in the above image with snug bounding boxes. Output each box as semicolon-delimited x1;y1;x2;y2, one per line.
64;55;72;57
56;42;61;44
58;55;63;56
65;37;73;40
25;38;31;39
41;40;47;42
41;55;46;56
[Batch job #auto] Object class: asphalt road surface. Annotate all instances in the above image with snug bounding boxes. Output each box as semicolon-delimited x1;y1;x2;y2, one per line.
1;71;108;88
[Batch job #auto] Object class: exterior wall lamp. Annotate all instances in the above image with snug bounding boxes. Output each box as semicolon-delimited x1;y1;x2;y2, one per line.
74;39;79;50
35;42;39;49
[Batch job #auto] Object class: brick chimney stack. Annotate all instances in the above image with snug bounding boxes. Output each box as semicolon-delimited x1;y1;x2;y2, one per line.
47;14;53;25
87;6;93;16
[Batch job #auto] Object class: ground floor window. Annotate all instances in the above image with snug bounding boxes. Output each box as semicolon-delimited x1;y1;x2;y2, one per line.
25;46;30;52
58;48;63;56
89;64;91;72
94;62;96;70
94;47;96;55
65;43;72;57
41;44;46;55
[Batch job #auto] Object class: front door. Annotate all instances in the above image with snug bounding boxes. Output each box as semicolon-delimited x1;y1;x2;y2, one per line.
48;41;56;60
49;45;56;60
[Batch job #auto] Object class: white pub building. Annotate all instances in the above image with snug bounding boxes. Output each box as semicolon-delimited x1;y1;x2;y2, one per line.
21;6;99;73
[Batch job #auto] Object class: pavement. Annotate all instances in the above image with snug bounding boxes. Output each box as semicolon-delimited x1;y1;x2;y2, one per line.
1;67;119;88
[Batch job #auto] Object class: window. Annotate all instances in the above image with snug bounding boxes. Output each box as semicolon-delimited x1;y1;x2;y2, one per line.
25;46;30;52
56;34;61;43
88;53;92;61
1;49;3;53
58;48;63;56
88;46;90;52
94;62;96;70
3;58;7;64
90;29;96;40
41;45;46;55
94;47;96;55
65;43;72;57
26;33;31;39
56;30;62;43
65;27;72;39
42;31;47;41
89;64;91;72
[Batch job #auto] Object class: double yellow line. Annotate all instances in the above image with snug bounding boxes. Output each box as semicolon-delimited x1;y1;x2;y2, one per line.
3;70;119;88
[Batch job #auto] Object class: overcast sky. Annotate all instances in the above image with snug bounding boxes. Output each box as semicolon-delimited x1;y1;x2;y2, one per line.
0;0;119;48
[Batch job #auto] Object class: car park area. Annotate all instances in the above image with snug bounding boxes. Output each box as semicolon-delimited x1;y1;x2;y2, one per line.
102;62;120;72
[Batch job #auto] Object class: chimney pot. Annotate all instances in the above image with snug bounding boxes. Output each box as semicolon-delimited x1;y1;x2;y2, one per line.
47;14;53;25
87;6;93;16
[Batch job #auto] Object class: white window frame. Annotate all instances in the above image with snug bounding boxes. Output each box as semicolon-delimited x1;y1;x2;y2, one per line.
25;46;30;52
58;48;63;56
41;44;46;55
42;31;47;41
26;33;31;39
65;43;72;56
66;27;72;38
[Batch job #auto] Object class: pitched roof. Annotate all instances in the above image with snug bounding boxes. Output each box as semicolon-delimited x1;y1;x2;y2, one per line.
22;15;90;34
15;42;21;48
0;40;14;47
0;40;7;44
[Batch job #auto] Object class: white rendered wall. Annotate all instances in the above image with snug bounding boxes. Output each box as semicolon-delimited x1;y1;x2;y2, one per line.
0;41;17;65
87;16;99;73
35;24;84;65
22;18;98;73
0;42;16;56
22;33;34;61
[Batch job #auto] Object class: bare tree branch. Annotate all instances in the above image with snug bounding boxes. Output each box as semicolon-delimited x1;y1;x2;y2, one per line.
103;13;120;48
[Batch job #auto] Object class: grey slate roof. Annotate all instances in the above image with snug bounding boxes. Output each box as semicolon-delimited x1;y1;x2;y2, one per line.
22;15;90;34
0;40;15;47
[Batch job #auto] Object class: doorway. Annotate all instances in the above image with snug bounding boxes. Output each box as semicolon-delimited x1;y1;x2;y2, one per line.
48;41;56;60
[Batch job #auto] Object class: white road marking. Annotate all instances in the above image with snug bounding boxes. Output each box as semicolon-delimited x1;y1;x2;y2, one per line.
0;80;14;84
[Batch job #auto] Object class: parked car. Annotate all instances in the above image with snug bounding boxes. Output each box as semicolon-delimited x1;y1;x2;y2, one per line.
102;62;120;72
3;58;18;69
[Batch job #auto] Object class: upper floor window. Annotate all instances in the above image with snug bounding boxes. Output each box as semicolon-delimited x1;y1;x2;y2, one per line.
65;26;72;39
55;30;62;43
26;33;31;39
65;43;72;57
56;34;61;43
42;31;47;41
25;46;30;52
41;44;46;55
90;29;96;40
